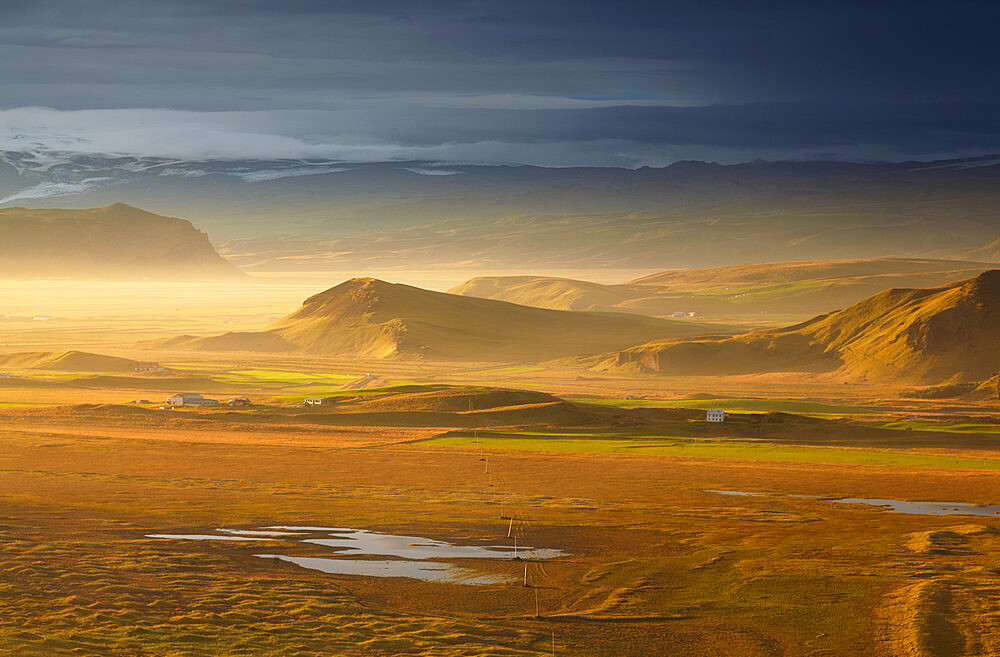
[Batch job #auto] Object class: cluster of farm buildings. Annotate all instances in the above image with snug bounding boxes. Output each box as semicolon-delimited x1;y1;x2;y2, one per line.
167;393;250;407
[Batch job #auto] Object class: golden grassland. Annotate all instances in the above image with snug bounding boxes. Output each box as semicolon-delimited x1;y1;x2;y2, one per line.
3;369;1000;656
3;289;1000;655
6;414;1000;656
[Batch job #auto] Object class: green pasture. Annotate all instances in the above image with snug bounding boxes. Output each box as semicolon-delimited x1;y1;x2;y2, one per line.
881;420;1000;435
569;396;875;416
693;280;828;301
416;433;1000;470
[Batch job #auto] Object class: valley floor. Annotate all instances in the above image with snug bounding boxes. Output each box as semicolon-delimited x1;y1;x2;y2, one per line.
2;286;1000;656
2;367;1000;656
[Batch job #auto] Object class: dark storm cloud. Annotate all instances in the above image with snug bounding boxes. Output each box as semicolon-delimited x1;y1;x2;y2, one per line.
0;0;997;164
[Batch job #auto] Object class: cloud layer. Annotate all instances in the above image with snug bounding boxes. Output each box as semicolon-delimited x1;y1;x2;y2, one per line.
0;1;996;165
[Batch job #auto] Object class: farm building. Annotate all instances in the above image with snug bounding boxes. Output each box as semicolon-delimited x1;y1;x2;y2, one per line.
706;409;725;422
134;362;164;372
168;393;219;407
228;398;252;407
304;397;334;406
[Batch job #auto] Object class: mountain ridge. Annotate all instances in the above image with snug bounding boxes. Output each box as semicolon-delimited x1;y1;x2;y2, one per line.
449;258;996;317
0;203;242;279
2;151;999;271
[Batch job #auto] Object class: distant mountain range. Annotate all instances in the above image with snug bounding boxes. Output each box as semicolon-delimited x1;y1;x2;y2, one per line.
603;270;1000;384
145;277;733;361
2;150;999;272
450;258;995;317
0;204;241;279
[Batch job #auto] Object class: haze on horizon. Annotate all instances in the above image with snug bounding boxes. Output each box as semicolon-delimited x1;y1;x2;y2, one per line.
1;0;998;167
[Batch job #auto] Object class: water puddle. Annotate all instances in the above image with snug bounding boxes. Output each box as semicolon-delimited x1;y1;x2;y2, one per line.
704;489;767;497
834;498;1000;516
301;528;562;560
145;534;277;541
216;529;308;536
147;525;563;585
255;554;512;584
704;490;1000;516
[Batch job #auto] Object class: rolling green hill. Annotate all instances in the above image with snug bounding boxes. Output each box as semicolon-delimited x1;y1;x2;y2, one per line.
146;277;735;361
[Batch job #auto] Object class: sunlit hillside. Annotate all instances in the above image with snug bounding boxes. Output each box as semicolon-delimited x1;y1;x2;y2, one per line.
145;277;736;361
451;257;994;318
605;270;1000;384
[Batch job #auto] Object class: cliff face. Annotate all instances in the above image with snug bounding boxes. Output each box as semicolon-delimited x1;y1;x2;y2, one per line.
608;270;1000;384
0;203;242;279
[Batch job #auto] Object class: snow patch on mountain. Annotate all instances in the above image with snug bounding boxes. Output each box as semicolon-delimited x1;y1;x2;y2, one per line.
401;167;465;176
0;178;112;204
237;167;349;182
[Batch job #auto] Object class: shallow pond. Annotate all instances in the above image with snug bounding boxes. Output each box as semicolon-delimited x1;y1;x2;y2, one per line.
255;554;512;584
147;525;562;585
299;528;562;560
145;533;276;541
704;490;1000;516
834;498;1000;516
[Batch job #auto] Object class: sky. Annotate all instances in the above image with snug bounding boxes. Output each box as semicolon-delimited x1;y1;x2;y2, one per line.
0;0;998;166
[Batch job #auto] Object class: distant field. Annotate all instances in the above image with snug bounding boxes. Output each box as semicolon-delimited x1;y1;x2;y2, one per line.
693;280;829;301
458;365;546;377
882;420;1000;435
569;396;876;416
417;432;1000;469
274;384;460;403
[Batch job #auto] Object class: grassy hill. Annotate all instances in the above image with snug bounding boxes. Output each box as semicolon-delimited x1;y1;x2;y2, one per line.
603;270;1000;384
0;350;142;372
146;278;735;361
0;203;242;279
451;258;994;317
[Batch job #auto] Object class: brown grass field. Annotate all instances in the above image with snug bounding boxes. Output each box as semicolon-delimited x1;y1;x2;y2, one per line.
3;282;1000;656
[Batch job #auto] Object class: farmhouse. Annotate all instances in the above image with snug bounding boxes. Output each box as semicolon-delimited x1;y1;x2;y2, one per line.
228;398;252;407
304;397;333;406
706;409;725;422
168;393;219;407
134;361;164;372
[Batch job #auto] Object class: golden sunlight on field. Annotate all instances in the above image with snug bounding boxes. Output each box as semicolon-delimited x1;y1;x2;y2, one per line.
3;281;1000;656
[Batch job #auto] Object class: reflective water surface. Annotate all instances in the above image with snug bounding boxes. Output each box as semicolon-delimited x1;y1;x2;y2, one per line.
147;525;563;585
255;554;513;584
704;490;1000;516
834;498;1000;516
145;534;276;541
302;528;563;560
